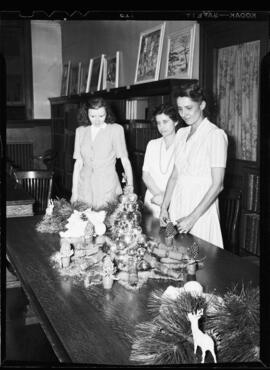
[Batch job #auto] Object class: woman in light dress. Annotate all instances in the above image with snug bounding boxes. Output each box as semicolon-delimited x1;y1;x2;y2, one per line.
71;98;133;209
142;104;179;218
160;83;228;248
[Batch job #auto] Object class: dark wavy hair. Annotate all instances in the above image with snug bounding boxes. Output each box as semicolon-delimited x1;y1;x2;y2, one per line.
77;97;116;126
174;82;206;104
173;82;215;120
151;103;181;131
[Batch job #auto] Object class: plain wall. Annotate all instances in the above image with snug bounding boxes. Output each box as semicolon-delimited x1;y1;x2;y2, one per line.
60;20;199;87
31;20;62;118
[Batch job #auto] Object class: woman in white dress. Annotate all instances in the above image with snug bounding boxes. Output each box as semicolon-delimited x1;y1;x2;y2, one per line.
70;98;133;209
160;83;228;248
142;104;179;218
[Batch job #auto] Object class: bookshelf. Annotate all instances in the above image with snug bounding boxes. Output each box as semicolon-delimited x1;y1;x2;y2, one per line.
240;166;260;256
49;79;197;199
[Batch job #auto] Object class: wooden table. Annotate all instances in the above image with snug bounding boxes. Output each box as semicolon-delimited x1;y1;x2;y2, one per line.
6;216;259;364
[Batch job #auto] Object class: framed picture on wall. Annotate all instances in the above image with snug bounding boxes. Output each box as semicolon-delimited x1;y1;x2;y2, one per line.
134;23;166;84
103;51;120;90
165;24;196;79
87;54;105;93
60;61;71;96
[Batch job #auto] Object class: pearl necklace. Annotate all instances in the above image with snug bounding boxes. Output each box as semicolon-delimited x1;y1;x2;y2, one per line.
159;139;175;175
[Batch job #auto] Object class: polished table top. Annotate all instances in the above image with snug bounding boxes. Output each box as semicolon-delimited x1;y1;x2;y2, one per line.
6;216;259;364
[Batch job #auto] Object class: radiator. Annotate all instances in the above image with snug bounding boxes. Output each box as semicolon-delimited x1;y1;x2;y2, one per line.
7;142;34;170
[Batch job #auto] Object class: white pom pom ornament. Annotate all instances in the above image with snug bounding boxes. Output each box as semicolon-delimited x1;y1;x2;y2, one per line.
94;222;106;236
183;281;203;296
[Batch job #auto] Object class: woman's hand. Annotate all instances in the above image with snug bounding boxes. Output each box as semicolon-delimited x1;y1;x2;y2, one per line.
151;193;164;206
124;184;134;195
159;207;169;227
176;214;197;234
70;194;77;204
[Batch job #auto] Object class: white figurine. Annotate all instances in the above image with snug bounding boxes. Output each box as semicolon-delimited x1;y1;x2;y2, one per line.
187;308;217;363
45;199;54;216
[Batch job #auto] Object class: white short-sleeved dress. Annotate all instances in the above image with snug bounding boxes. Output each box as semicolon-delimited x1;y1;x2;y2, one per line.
169;118;228;248
143;137;175;218
73;123;128;209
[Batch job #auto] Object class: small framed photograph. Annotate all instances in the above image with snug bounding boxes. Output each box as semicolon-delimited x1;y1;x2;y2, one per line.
69;62;80;95
103;51;120;90
86;59;93;93
165;24;196;79
78;62;88;94
60;61;71;96
87;54;105;93
134;23;166;84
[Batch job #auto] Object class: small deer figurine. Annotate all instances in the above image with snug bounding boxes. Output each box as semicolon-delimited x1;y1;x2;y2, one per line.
187;308;217;363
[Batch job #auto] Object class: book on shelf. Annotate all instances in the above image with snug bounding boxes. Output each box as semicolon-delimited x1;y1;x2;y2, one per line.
256;226;260;256
250;214;258;255
243;213;252;253
246;173;254;210
243;213;260;255
252;175;260;212
246;173;260;213
125;98;148;120
125;95;170;121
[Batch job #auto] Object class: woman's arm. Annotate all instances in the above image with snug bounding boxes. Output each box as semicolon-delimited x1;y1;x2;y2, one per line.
176;167;225;233
142;171;163;202
70;158;83;203
121;156;133;189
159;165;178;225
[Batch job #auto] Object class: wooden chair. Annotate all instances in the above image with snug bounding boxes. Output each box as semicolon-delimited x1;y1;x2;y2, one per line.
219;188;242;255
15;170;53;214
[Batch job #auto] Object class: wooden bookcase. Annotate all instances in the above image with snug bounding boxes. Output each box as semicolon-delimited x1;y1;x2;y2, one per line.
49;79;197;199
223;159;260;257
240;165;260;257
